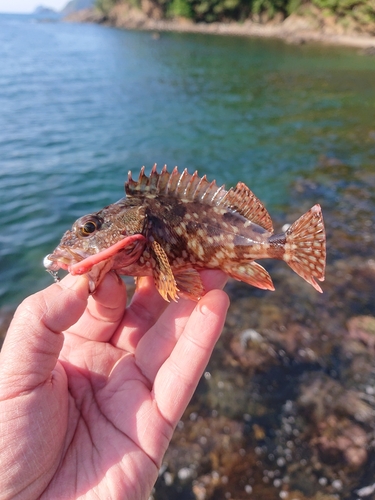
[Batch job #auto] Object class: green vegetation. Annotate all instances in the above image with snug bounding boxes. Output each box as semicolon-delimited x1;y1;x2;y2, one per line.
167;0;193;18
95;0;375;29
312;0;375;26
310;0;375;31
96;0;118;15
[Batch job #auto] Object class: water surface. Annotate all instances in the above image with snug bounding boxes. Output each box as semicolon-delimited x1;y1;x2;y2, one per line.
1;14;375;305
1;13;375;500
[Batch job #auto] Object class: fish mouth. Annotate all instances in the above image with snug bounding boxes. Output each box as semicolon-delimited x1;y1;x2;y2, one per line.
44;246;89;272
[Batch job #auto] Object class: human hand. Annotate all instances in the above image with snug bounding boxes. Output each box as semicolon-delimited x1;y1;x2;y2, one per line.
0;270;229;500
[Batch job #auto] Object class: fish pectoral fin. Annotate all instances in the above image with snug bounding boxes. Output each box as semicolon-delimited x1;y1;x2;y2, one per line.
175;268;204;301
150;241;179;302
226;261;275;291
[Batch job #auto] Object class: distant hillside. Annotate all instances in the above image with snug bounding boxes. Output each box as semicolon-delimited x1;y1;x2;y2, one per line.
33;5;60;19
61;0;95;16
94;0;375;35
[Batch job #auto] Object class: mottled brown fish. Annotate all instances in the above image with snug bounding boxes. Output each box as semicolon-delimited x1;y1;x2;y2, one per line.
44;165;326;301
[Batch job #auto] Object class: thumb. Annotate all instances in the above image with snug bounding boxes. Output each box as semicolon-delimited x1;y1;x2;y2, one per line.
0;274;89;396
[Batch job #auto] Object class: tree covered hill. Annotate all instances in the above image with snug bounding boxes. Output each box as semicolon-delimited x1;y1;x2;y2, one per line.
95;0;375;33
61;0;95;16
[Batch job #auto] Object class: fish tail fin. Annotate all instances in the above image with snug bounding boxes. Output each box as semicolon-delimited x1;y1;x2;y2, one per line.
283;204;326;293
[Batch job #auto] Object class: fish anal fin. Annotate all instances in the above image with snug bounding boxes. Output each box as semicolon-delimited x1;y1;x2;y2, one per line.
283;204;326;293
220;182;274;233
175;268;204;301
226;261;275;291
150;241;179;302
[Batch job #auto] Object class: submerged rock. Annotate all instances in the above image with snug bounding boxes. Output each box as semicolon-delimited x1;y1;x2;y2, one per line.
153;164;375;499
347;316;375;350
298;372;374;424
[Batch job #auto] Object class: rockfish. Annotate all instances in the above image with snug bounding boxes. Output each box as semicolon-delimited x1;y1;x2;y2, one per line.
44;165;326;301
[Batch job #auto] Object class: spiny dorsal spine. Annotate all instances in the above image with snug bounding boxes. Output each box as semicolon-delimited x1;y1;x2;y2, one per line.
126;164;273;232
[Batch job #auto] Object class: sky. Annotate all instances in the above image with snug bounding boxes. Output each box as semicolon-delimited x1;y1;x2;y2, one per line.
0;0;68;13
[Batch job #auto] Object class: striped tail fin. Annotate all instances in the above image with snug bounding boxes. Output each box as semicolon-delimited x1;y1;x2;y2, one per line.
283;204;326;293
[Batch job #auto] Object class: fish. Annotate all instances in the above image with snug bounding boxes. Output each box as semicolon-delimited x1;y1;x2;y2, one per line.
44;165;326;301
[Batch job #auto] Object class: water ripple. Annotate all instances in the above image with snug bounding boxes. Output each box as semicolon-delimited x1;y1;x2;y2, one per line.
1;14;375;306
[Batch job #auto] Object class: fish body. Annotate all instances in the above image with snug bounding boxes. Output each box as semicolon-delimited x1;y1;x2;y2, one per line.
45;165;326;300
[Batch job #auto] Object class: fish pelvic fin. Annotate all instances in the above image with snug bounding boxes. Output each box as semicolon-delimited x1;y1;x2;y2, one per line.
226;261;275;291
283;204;326;293
175;268;204;301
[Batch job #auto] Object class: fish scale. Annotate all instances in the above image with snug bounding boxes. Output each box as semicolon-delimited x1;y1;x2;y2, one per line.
45;165;326;301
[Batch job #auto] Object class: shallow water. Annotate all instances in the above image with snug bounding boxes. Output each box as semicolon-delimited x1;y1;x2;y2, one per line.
1;13;375;306
1;12;375;500
155;166;375;500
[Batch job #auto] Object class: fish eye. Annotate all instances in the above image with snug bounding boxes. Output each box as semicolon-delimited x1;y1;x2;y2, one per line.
78;217;102;237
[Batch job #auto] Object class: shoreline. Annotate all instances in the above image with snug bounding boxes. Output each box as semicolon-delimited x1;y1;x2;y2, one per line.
65;8;375;51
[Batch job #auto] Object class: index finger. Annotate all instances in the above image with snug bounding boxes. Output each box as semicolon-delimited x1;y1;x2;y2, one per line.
0;274;89;394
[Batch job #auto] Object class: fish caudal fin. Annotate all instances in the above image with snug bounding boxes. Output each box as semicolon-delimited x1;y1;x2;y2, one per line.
283;204;326;293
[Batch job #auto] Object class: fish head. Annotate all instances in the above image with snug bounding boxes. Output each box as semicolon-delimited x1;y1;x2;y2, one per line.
44;201;147;290
45;213;112;270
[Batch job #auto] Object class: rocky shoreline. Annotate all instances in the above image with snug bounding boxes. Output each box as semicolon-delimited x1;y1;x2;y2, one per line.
2;158;375;499
65;6;375;51
152;159;375;499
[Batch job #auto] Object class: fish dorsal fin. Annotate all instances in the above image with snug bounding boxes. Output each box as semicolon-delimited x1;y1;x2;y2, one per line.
221;182;274;233
126;164;226;203
126;165;273;232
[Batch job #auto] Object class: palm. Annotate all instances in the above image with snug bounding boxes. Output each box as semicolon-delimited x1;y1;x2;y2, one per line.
47;344;160;500
0;271;228;500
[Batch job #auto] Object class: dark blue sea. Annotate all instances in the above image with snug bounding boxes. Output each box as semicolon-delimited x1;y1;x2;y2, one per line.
1;13;375;307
